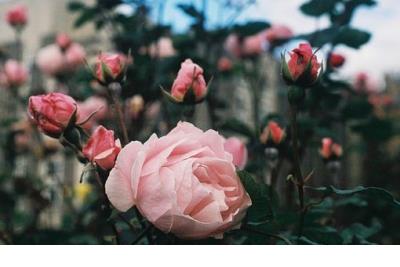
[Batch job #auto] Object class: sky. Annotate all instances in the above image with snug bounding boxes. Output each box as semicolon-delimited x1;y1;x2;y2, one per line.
147;0;400;84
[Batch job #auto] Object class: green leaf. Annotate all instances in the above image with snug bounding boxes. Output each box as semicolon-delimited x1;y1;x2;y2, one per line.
237;171;273;223
303;226;343;244
300;0;337;17
306;185;400;208
220;119;256;139
177;4;203;21
333;27;371;49
233;21;270;37
74;8;98;28
341;218;382;244
68;1;85;12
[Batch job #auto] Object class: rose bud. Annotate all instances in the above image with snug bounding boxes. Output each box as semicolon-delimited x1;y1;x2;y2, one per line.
224;34;242;58
218;57;233;72
28;92;78;138
148;37;176;58
36;44;66;76
95;53;126;85
164;59;208;104
319;138;342;160
260;121;285;146
329;53;345;68
6;4;27;29
282;42;322;87
77;96;108;131
56;33;72;51
82;126;121;170
353;72;379;94
4;59;28;88
105;122;251;239
265;24;293;44
224;137;248;170
242;32;268;56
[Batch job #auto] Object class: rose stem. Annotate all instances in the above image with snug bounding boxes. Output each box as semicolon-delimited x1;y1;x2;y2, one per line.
107;82;129;146
289;105;306;238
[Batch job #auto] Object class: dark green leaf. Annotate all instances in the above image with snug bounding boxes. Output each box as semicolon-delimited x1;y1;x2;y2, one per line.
333;27;371;49
233;21;270;37
341;218;382;244
300;0;337;17
68;1;85;12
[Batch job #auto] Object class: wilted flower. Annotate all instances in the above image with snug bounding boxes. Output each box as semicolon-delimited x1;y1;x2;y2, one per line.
260;121;285;146
282;43;322;87
224;137;248;170
4;59;28;88
82;126;121;170
28;92;78;138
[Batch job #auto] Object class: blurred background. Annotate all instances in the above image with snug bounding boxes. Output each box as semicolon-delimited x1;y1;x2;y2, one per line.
0;0;399;244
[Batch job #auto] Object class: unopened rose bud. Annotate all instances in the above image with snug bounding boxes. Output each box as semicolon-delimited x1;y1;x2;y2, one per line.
28;92;78;138
164;59;208;104
260;121;285;146
282;42;322;87
95;53;126;85
56;33;72;51
6;4;27;30
82;126;121;170
224;137;248;170
4;59;28;88
320;137;342;161
329;53;345;68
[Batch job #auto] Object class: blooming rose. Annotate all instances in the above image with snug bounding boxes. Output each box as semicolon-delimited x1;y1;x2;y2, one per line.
83;126;121;170
170;59;207;103
320;138;342;160
6;4;27;28
329;53;345;68
260;121;285;145
218;57;233;72
95;53;125;84
28;92;77;137
149;37;176;58
282;43;321;87
56;33;72;50
4;59;28;87
105;122;251;239
265;24;293;43
224;137;248;170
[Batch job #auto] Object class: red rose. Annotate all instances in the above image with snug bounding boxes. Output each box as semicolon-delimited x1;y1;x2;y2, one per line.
28;92;77;138
260;121;285;145
83;126;121;170
320;138;342;159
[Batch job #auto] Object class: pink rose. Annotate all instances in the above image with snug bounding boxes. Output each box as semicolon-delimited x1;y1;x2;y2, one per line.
95;53;125;84
320;138;342;160
171;59;207;102
329;53;345;68
28;92;77;138
218;57;233;72
265;24;293;43
36;44;65;76
4;59;28;87
65;43;86;69
105;122;251;239
149;37;176;58
56;33;72;50
353;72;379;94
283;42;321;86
6;4;27;28
83;126;121;170
224;137;248;170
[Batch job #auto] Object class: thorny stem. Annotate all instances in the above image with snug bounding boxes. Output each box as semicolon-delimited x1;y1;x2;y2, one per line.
107;82;129;146
289;105;306;238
